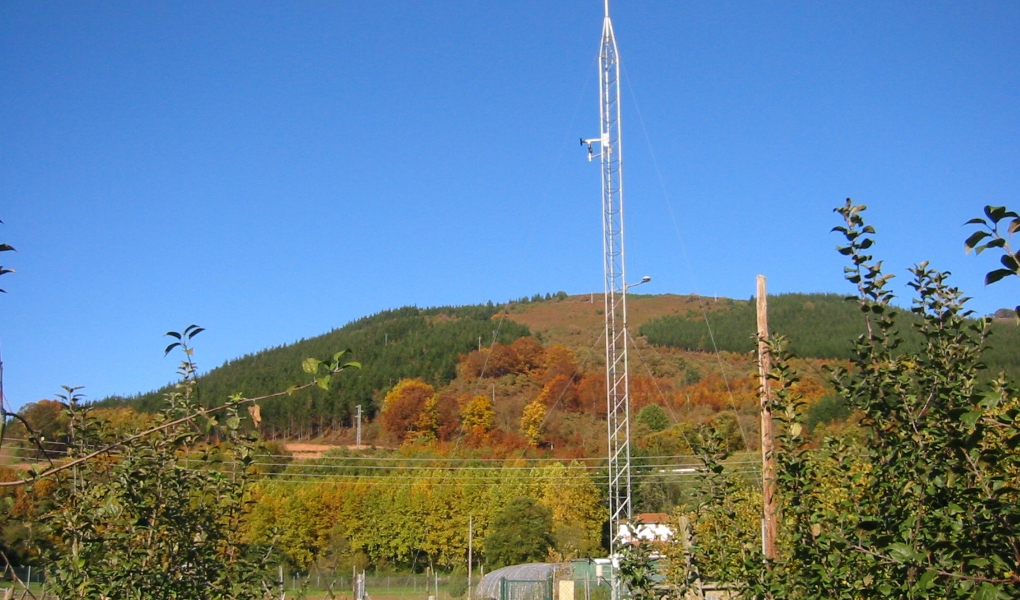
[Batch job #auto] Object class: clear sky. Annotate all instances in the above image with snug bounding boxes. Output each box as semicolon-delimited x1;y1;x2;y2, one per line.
2;1;1018;409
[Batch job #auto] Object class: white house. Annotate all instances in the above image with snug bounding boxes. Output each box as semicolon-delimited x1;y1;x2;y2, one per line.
617;512;674;544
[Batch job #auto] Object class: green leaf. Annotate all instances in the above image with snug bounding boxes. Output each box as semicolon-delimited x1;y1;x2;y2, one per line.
986;205;1007;222
302;358;321;374
965;230;991;251
163;342;181;356
985;269;1014;285
965;217;988;226
317;375;331;390
961;410;983;428
916;570;937;590
887;542;920;562
974;582;1006;600
165;331;182;340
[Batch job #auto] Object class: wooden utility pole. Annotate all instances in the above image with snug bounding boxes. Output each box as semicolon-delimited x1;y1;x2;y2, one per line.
756;275;778;561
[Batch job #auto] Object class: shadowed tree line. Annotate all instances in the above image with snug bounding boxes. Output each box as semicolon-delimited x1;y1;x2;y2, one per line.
96;305;531;438
640;292;1020;380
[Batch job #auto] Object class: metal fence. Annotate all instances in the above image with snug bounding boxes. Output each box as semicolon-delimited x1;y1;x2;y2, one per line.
1;568;455;599
498;577;553;600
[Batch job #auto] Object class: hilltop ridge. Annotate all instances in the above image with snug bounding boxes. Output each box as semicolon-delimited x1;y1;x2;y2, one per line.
88;292;1020;457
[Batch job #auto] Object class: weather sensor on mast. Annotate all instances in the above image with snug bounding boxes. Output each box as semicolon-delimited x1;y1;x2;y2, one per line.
582;0;642;586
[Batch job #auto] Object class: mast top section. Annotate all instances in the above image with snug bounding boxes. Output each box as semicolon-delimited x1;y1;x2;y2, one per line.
604;0;610;18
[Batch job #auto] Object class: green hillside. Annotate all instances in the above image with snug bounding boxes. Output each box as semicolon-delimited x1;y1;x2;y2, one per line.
98;304;530;437
639;293;1020;379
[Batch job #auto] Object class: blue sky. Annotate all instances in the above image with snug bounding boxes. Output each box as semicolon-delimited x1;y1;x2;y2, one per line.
2;1;1018;409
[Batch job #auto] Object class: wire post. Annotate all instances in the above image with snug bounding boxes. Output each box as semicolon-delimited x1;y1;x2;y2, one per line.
583;2;631;598
756;275;778;561
355;405;362;448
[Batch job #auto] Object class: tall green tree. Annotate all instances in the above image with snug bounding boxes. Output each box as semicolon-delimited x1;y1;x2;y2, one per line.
483;496;554;569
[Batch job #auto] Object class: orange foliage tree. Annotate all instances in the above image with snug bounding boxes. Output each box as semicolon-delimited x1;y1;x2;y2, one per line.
486;343;525;377
535;374;579;412
511;337;545;371
379;379;436;443
575;372;605;412
541;345;577;383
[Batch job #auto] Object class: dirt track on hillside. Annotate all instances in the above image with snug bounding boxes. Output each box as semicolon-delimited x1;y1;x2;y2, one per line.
283;443;377;459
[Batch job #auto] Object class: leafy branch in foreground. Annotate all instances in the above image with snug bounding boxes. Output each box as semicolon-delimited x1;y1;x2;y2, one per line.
966;204;1020;317
40;328;267;599
0;218;14;294
664;200;1019;599
0;323;361;598
750;201;1020;598
617;520;661;600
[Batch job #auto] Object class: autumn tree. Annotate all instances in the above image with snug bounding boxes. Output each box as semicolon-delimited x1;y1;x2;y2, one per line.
410;395;440;443
520;399;547;447
576;372;606;411
541;344;577;383
435;394;461;441
535;374;579;411
511;337;545;371
487;343;525;377
9;399;69;458
460;395;496;435
89;406;154;439
456;350;488;381
379;378;436;443
538;462;605;560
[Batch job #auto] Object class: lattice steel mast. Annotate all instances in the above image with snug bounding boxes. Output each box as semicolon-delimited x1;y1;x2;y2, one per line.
582;0;631;567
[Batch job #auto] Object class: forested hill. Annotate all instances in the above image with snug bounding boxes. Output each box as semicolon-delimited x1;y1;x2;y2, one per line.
639;292;1020;379
97;292;1020;441
97;304;531;435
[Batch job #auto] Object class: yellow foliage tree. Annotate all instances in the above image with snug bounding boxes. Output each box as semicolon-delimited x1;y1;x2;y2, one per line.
538;462;604;560
410;395;440;443
460;395;496;434
520;398;547;447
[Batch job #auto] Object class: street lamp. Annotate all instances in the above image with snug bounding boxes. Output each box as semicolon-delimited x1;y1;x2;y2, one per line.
625;275;652;291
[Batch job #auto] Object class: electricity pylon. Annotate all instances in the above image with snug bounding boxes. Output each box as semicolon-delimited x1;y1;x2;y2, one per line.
582;1;632;590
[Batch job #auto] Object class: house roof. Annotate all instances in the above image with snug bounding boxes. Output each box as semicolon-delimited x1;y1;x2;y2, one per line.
626;513;670;525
